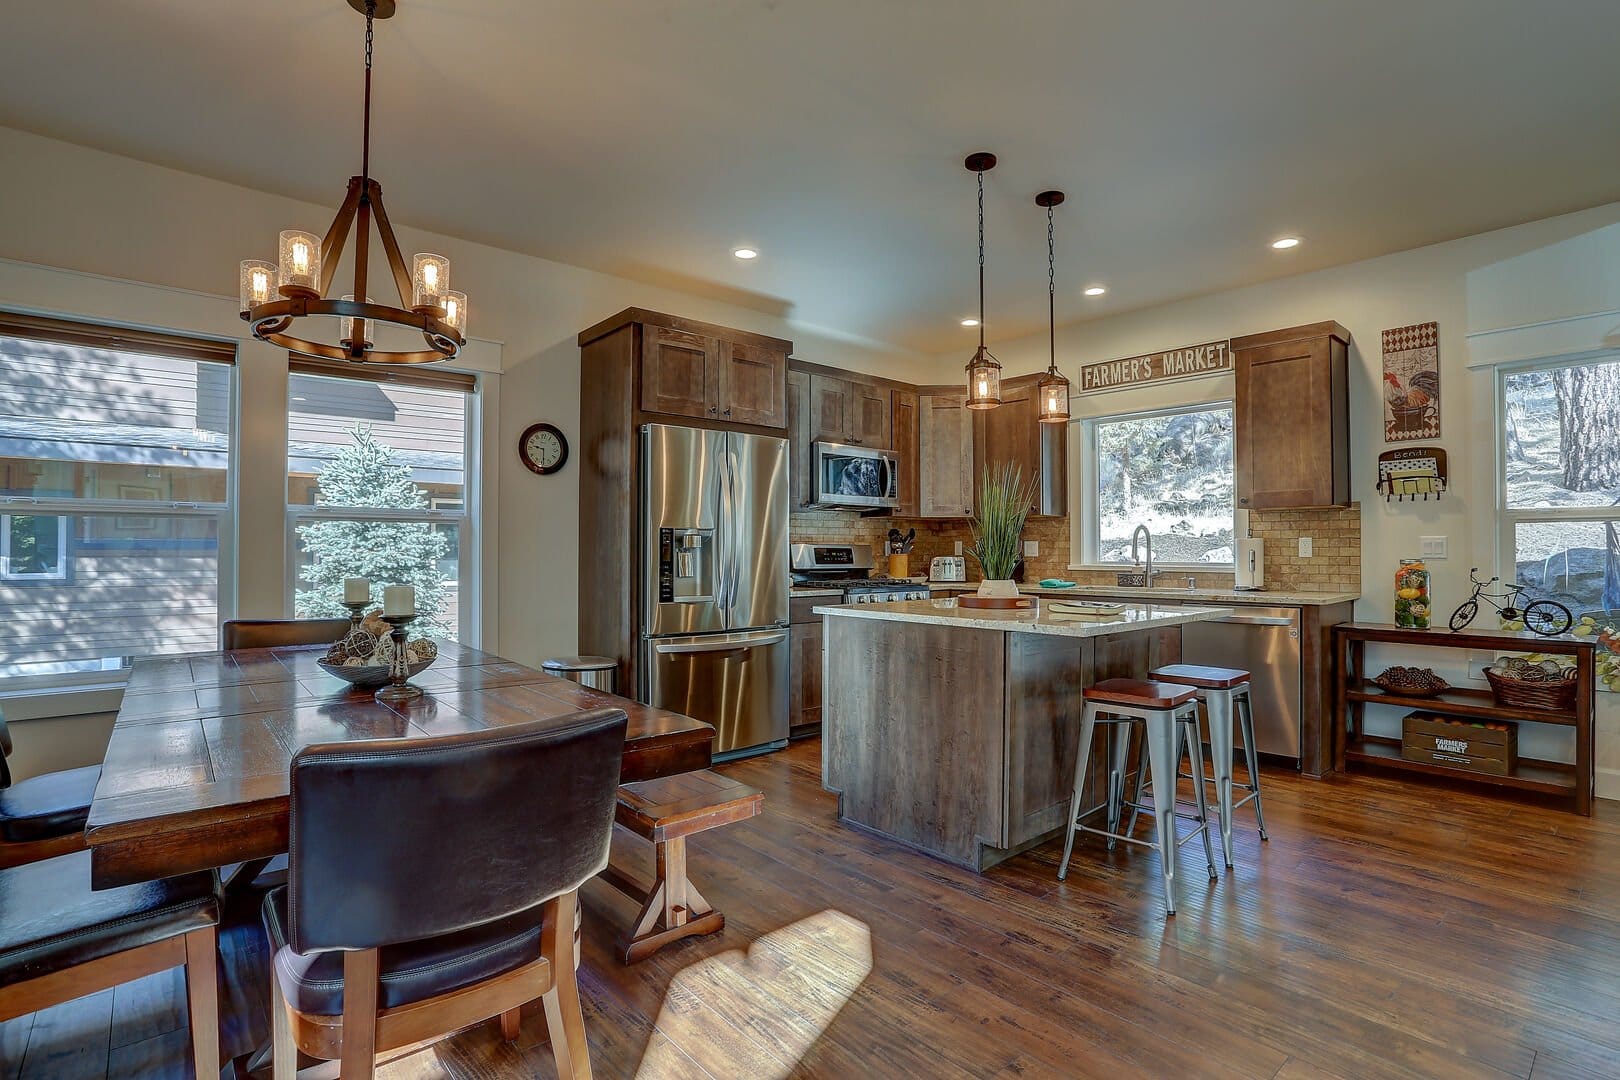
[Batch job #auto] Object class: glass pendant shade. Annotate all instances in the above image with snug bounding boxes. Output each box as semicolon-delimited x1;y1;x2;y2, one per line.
412;253;450;311
442;291;468;335
965;347;1002;410
340;294;374;348
238;260;276;313
1037;367;1071;423
277;231;321;295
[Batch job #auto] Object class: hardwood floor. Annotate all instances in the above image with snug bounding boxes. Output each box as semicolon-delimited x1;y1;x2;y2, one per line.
7;736;1620;1078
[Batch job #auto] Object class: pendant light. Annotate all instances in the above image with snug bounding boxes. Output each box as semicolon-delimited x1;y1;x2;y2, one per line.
1035;190;1071;423
236;0;468;365
963;152;1002;410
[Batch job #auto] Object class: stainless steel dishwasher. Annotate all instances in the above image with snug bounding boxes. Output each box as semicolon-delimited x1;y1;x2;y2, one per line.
1181;606;1302;760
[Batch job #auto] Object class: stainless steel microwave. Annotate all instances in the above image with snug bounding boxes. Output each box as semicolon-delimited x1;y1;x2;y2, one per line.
809;441;901;511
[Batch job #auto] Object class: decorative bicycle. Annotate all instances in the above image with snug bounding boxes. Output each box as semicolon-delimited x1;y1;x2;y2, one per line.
1448;567;1573;636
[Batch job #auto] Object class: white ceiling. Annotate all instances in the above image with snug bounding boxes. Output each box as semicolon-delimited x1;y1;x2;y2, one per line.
3;1;1619;354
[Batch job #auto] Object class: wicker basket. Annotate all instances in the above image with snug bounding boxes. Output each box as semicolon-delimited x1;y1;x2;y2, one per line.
1483;665;1577;711
1372;666;1449;698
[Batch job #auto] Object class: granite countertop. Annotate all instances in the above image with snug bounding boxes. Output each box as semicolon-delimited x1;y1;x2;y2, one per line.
920;581;1358;607
813;598;1235;638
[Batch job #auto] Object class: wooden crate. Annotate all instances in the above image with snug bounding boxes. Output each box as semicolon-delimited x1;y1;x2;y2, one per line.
1401;712;1517;776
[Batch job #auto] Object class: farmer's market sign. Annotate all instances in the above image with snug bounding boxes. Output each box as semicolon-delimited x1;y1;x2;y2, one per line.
1078;339;1232;393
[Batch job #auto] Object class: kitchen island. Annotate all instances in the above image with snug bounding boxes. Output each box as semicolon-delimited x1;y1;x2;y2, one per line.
814;598;1232;871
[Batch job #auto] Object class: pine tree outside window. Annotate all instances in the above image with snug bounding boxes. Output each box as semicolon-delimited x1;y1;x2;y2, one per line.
287;368;473;640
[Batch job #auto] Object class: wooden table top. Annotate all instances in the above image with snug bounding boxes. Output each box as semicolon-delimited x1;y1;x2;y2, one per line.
85;641;713;888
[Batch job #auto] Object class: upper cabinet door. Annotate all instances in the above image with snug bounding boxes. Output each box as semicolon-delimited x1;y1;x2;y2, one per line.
1234;329;1349;509
891;390;920;517
786;369;812;509
809;375;854;443
919;393;974;518
640;326;718;420
717;339;787;428
975;383;1040;510
850;384;892;448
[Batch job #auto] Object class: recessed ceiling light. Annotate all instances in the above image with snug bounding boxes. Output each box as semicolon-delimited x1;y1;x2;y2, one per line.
732;247;758;260
960;318;980;327
1271;236;1301;250
1083;286;1107;297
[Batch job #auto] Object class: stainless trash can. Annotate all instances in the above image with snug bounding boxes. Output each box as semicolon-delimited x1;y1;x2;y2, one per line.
541;655;618;693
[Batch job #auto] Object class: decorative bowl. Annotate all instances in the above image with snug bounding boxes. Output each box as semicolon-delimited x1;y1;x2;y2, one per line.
316;657;435;690
1372;665;1449;697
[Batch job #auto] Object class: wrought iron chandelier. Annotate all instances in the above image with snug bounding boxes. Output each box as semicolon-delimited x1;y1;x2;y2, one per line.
237;0;467;365
1035;190;1071;423
963;152;1002;410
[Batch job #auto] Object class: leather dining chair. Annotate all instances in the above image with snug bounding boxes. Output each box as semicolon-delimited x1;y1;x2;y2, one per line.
0;706;101;870
262;707;628;1079
221;618;352;651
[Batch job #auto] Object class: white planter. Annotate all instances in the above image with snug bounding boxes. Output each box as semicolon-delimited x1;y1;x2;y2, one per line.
976;579;1020;598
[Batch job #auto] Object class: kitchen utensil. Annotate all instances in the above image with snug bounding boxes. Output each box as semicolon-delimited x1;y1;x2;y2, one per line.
902;528;915;552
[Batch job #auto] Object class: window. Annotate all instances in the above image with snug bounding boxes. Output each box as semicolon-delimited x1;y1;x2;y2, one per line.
1079;403;1234;566
287;362;475;640
1500;358;1620;647
0;312;233;683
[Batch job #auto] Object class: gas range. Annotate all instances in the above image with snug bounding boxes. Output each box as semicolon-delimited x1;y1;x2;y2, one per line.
790;542;931;604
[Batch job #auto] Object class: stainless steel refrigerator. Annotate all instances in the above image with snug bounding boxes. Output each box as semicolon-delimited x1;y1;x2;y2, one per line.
638;424;790;758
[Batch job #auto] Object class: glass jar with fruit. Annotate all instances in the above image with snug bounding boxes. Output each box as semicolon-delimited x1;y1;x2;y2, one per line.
1394;559;1431;629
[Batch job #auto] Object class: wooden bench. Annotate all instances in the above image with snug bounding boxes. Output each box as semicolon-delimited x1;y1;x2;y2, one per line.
600;770;763;964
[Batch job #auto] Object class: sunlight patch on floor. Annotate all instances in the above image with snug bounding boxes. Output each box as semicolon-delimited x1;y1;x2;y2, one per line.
636;909;873;1079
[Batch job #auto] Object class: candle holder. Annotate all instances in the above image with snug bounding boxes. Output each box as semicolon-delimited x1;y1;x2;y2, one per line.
341;599;370;630
374;614;422;703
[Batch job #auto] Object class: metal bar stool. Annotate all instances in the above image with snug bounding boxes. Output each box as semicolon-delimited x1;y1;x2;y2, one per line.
1058;678;1218;915
1146;663;1269;869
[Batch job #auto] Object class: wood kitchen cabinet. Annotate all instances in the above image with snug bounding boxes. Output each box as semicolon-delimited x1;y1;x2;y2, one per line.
972;373;1066;517
891;389;920;517
632;313;787;427
1233;321;1350;509
787;368;813;509
808;374;890;447
789;596;824;737
918;391;974;517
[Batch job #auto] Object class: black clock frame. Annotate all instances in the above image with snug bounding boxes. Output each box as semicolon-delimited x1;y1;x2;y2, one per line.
519;422;569;475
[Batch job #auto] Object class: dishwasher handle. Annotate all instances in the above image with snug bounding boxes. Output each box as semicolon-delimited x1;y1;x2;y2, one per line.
1209;614;1297;626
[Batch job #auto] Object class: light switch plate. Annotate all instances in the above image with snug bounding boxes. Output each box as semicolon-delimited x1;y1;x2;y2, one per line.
1298;536;1312;558
1420;536;1449;559
1023;540;1040;557
953;540;964;556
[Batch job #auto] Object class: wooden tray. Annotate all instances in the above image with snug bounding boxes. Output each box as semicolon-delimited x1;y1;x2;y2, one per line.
956;595;1035;610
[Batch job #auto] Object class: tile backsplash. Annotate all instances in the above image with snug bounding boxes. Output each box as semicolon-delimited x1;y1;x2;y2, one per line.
789;504;1361;593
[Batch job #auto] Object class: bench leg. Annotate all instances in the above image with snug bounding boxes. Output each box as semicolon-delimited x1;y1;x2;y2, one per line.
613;835;726;964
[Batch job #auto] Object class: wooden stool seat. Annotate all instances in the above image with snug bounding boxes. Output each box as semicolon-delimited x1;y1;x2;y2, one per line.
1150;664;1252;690
603;770;762;964
1083;678;1198;710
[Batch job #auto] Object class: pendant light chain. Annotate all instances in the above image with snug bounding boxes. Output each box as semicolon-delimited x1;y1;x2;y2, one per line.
361;0;375;183
1047;204;1056;372
977;169;986;350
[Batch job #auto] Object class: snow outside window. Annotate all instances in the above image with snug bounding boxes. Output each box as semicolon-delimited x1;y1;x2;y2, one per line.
1081;402;1235;567
1500;356;1620;688
287;371;473;641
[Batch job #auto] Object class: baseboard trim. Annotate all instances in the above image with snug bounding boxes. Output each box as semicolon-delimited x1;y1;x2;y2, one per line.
1595;766;1620;803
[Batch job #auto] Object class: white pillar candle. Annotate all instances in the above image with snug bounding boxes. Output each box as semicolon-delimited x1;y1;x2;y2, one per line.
382;585;416;617
343;577;370;604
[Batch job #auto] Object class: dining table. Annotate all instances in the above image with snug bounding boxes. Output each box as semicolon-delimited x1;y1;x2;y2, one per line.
85;640;715;890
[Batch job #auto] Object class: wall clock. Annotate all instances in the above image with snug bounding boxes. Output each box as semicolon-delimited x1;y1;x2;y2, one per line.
519;422;569;475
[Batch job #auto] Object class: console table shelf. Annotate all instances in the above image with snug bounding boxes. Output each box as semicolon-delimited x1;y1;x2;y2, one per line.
1333;622;1596;815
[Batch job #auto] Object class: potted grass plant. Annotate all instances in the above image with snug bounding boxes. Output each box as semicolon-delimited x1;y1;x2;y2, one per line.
968;463;1038;597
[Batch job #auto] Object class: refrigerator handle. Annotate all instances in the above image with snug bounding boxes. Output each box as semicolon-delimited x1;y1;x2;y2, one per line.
716;438;734;618
726;443;742;620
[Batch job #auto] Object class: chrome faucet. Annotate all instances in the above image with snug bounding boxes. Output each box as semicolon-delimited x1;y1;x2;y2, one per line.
1130;525;1157;587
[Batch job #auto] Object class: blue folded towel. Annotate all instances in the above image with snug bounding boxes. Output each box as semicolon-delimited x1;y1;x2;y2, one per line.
1038;579;1077;588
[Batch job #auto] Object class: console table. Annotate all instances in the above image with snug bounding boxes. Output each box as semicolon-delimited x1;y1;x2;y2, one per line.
1333;623;1596;815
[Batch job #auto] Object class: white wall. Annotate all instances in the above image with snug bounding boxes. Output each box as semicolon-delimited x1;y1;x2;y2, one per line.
945;201;1620;796
0;125;935;689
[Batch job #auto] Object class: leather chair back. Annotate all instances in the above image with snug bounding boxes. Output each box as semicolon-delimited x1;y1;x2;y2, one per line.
285;708;628;953
221;618;351;651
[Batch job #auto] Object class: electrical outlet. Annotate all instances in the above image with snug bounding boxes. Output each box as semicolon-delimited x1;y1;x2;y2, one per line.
953;540;963;556
1298;536;1313;558
1023;540;1039;557
1420;536;1449;559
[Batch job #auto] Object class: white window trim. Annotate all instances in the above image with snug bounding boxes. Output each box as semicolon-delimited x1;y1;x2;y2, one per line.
1070;399;1237;572
1495;351;1620;602
284;379;480;645
0;512;69;580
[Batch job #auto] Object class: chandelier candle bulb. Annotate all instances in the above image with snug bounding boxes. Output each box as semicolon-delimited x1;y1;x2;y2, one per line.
412;253;450;312
277;230;321;296
238;260;276;313
343;577;371;604
382;584;416;617
442;291;467;335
